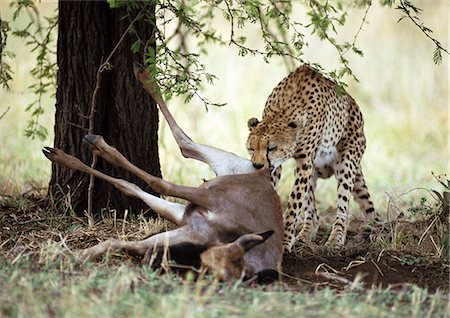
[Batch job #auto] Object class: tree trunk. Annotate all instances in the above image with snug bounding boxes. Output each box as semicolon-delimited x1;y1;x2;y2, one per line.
50;0;161;216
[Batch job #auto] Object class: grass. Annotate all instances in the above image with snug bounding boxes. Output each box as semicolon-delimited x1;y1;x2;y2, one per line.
0;1;449;317
1;259;448;318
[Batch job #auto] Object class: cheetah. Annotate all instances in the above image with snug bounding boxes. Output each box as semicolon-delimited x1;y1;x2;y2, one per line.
246;64;379;252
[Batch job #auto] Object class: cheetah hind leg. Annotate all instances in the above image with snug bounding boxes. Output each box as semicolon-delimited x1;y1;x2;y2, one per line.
352;170;384;242
352;170;379;221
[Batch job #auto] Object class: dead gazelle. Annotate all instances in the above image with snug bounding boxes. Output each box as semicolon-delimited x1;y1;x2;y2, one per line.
43;65;283;281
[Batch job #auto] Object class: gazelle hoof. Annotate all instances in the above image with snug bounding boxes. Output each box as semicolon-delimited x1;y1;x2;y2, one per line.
132;62;145;77
83;134;102;148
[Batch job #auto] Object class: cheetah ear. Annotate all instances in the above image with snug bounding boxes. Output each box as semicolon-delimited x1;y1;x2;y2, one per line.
247;117;260;131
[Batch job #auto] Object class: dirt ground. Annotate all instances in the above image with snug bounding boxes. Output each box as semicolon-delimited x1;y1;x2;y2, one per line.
280;218;449;291
1;194;448;292
282;247;448;292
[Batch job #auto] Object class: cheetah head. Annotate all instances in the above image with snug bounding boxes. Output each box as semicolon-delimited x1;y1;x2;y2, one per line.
246;115;306;171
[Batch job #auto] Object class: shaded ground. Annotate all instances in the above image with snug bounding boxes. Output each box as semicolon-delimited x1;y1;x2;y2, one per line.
0;193;448;292
282;249;448;292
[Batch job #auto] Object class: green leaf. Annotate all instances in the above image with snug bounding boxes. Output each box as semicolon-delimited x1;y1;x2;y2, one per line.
131;40;141;54
380;0;396;7
432;47;442;65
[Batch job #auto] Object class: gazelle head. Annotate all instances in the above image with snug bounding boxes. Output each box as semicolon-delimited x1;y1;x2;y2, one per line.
200;230;274;280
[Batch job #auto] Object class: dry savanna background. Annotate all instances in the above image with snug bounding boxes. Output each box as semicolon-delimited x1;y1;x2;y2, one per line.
0;0;449;317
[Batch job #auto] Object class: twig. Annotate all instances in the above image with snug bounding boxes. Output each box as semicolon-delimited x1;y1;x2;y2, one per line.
397;0;449;55
255;4;295;70
0;106;10;122
418;216;436;245
69;121;89;132
0;237;13;250
58;233;76;257
314;262;362;286
428;234;441;257
166;263;202;274
86;59;104;227
308;0;355;82
342;3;371;56
344;257;366;271
222;1;301;64
11;249;27;264
152;30;226;110
276;270;314;284
315;262;340;274
16;216;69;225
85;4;148;224
371;259;384;276
377;249;385;262
316;272;353;285
121;209;128;237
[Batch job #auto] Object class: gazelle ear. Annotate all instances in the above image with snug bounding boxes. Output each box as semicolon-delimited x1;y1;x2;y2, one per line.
256;230;275;241
247;117;260;131
235;230;274;252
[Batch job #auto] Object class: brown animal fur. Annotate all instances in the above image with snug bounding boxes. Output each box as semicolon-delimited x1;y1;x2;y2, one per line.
43;64;283;280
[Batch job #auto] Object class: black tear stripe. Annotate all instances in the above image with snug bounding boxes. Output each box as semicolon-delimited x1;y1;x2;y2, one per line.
266;149;273;170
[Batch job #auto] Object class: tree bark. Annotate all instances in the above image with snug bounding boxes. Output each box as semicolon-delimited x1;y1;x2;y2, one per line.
50;1;161;216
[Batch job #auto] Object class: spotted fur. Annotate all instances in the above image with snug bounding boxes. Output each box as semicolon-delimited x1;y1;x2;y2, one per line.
246;65;379;251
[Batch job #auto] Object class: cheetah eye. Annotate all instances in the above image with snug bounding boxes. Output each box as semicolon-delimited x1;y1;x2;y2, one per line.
268;144;277;151
288;122;297;128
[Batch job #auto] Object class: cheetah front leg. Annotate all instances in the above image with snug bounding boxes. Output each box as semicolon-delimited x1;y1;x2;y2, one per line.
296;170;319;242
282;158;318;252
326;150;356;248
271;165;282;189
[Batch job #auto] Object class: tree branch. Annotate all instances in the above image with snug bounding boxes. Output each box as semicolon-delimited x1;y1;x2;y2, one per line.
396;0;449;64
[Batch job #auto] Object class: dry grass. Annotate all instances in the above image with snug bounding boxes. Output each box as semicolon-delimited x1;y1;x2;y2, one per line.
1;176;448;285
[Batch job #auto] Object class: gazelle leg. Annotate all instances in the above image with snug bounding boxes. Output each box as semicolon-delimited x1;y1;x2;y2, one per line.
80;136;213;208
81;226;197;261
43;147;200;224
130;186;185;225
183;143;255;177
133;63;254;177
